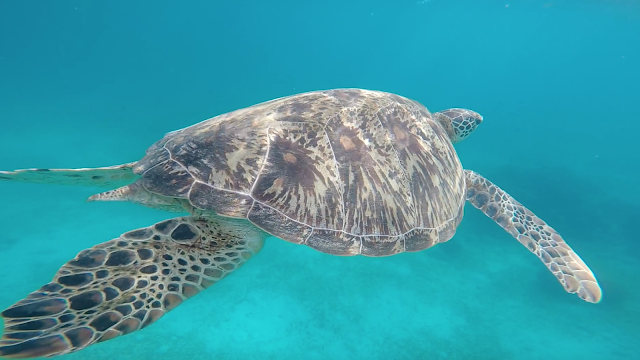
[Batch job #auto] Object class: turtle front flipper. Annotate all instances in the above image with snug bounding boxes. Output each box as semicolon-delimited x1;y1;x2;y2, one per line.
0;216;266;358
0;163;138;188
464;169;602;303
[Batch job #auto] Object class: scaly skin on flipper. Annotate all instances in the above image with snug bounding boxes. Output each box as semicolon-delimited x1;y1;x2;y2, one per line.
0;163;138;188
464;169;601;303
0;216;266;359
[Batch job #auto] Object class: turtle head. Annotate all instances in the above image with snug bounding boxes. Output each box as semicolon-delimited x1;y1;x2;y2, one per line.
433;108;483;144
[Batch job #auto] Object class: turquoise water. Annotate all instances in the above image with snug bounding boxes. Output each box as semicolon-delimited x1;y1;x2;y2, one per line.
1;0;639;359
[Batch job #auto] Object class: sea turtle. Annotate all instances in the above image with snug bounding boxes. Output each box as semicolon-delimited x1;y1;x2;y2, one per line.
0;89;601;358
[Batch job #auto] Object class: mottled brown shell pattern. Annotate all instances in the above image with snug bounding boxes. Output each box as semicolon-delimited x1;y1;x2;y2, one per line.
133;89;466;257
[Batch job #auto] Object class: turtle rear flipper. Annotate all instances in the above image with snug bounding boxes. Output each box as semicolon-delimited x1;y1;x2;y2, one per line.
464;169;602;303
0;163;138;188
0;216;265;358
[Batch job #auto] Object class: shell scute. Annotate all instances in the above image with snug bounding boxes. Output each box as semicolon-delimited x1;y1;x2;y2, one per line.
135;89;466;256
251;123;344;231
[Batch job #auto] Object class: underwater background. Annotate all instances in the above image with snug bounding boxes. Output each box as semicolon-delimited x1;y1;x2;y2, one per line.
0;0;638;359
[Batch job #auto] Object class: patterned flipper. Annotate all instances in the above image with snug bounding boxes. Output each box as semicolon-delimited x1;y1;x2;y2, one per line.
0;216;265;358
464;169;601;303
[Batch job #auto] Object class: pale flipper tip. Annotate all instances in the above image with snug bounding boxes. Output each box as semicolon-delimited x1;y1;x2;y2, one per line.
464;169;602;303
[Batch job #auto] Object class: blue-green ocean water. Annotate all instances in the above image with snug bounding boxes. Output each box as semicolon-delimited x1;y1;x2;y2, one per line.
1;1;639;359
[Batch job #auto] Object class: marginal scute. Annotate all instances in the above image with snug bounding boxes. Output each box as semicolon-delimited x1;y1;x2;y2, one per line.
403;228;438;252
305;230;361;256
361;235;404;256
437;218;459;244
247;201;312;244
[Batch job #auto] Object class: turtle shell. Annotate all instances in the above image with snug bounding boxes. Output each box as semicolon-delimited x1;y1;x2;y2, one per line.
133;89;465;256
